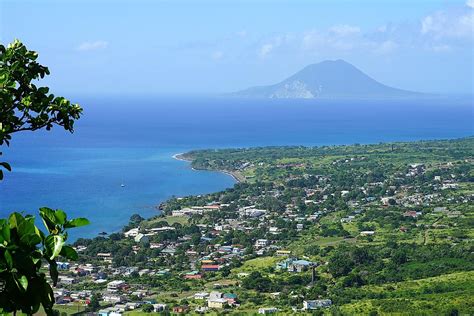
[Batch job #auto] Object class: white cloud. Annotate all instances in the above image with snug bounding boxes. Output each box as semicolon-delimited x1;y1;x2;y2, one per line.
77;40;108;51
329;24;361;37
431;44;452;52
236;30;247;38
421;10;473;39
211;50;224;60
192;2;471;61
258;44;273;58
373;40;398;54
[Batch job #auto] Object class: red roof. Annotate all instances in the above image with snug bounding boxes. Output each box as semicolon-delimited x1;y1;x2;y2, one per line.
201;265;220;269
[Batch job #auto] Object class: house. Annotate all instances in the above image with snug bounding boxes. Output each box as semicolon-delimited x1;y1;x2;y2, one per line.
161;247;176;255
258;307;279;314
208;298;227;309
56;262;70;270
276;257;294;270
255;239;269;248
223;293;237;305
201;264;220;272
134;233;149;244
209;291;223;300
102;294;125;304
195;306;209;313
125;302;141;310
288;259;313;272
113;304;127;312
107;280;127;292
124;227;139;238
152;304;167;312
360;231;375;236
58;276;76;285
172;306;189;313
184;271;202;279
218;245;233;253
303;299;332;310
98;309;111;316
276;250;291;256
194;292;209;300
98;309;122;316
269;227;279;234
276;257;314;272
403;211;422;218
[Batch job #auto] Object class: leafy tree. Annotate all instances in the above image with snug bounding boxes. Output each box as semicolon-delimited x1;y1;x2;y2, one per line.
129;213;145;226
0;39;82;178
0;40;86;315
87;293;101;311
0;208;89;314
242;271;273;292
142;304;154;313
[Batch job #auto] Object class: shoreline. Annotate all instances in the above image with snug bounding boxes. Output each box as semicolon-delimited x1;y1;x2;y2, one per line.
172;152;244;183
172;153;192;162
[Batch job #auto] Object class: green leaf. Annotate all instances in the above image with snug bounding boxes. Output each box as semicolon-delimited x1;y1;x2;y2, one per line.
40;279;55;313
48;260;59;286
64;217;90;228
20;233;42;247
39;207;57;233
8;212;25;230
60;245;78;260
45;234;64;260
54;209;67;225
17;215;36;237
4;249;13;268
18;275;28;291
0;220;10;243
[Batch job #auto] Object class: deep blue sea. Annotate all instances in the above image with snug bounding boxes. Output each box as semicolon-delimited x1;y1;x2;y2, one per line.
0;96;472;240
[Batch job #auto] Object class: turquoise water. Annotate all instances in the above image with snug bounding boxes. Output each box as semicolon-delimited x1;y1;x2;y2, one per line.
0;96;472;239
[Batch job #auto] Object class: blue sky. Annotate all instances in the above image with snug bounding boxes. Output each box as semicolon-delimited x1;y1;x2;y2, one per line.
1;0;473;95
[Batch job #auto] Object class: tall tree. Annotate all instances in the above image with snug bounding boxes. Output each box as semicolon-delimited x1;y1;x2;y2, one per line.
0;40;87;315
0;39;82;179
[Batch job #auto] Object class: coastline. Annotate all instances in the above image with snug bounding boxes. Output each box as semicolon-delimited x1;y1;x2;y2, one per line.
172;153;192;162
172;152;244;183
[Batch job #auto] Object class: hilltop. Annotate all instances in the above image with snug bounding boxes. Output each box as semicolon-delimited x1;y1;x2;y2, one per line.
233;59;424;99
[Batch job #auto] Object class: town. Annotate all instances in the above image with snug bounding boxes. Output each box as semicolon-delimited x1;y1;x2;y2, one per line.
53;138;473;315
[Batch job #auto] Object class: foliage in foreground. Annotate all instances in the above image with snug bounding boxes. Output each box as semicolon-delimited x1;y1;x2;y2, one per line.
0;39;82;179
0;40;87;315
0;208;89;314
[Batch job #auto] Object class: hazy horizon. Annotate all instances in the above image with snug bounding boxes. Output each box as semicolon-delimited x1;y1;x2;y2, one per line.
1;0;473;96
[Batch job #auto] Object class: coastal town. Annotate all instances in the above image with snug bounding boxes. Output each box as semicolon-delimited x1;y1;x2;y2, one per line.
51;138;473;315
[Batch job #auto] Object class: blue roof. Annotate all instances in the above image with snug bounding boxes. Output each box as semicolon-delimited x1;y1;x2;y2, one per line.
292;260;312;265
224;293;237;299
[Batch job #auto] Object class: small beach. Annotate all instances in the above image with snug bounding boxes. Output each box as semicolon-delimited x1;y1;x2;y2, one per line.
172;152;244;183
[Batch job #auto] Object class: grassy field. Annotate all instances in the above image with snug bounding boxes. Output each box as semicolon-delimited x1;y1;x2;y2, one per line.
232;256;281;273
339;271;474;315
143;215;190;227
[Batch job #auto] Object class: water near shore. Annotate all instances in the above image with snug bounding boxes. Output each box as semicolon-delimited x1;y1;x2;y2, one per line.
0;96;472;240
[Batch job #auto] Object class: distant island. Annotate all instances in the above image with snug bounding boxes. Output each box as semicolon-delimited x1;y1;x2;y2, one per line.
232;59;424;99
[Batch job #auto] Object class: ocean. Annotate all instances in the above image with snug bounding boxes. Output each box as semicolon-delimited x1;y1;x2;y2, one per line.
0;96;472;240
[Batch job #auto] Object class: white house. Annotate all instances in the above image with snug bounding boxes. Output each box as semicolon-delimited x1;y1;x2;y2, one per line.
255;239;269;248
258;307;279;314
303;299;332;310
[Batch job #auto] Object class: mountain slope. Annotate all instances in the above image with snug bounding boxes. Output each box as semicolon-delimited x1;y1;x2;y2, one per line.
234;59;422;99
